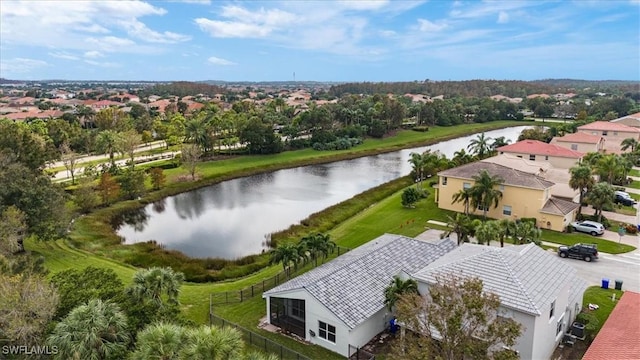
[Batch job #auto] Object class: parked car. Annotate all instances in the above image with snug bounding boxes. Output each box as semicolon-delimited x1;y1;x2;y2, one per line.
558;243;598;262
570;220;605;236
614;194;636;206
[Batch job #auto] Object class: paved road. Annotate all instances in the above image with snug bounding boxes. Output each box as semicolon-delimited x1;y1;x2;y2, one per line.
48;140;168;170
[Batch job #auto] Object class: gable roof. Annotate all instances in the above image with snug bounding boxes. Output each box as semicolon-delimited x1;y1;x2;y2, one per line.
540;196;580;215
412;243;587;316
497;140;584;158
578;121;640;133
611;111;640;123
438;162;555;190
552;132;604;144
264;234;456;329
582;291;640;360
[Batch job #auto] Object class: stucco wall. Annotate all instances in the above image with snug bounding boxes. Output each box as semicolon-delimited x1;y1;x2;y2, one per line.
530;282;571;360
577;129;639;152
550;139;602;154
499;150;580;169
349;307;391;353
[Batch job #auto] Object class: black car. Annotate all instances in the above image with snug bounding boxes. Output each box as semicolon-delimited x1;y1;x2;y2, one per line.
614;194;636;206
558;243;598;262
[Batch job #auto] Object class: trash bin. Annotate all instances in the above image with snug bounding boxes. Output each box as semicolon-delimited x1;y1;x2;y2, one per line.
615;280;623;290
602;278;609;289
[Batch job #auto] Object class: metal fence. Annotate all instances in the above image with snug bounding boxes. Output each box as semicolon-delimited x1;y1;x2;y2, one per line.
210;246;351;305
209;312;312;360
349;345;376;360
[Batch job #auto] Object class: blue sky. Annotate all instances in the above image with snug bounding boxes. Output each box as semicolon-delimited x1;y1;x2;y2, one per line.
1;0;638;82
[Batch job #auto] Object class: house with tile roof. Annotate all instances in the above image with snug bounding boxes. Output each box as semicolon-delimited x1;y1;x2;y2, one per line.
497;139;584;169
582;291;640;360
577;121;640;153
437;162;579;231
550;132;606;154
610;111;640;128
412;243;587;360
262;233;456;357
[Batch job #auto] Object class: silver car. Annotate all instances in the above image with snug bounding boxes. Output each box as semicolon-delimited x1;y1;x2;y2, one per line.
570;220;605;236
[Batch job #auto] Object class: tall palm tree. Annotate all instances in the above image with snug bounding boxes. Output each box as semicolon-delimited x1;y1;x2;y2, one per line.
48;299;129;360
451;188;473;215
384;276;419;311
470;170;504;219
621;137;639;152
595;154;623;184
586;182;614;223
497;219;517;248
301;233;336;267
474;220;501;246
491;136;511;150
130;322;184;360
446;213;474;245
452;149;473;166
467;132;493;159
126;267;185;307
96;130;121;168
408;152;426;190
182;325;244;360
569;165;595;218
185;117;211;153
270;242;303;278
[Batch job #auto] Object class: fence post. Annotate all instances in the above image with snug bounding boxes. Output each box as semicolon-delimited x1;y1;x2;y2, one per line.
240;290;243;302
264;338;267;352
251;285;254;297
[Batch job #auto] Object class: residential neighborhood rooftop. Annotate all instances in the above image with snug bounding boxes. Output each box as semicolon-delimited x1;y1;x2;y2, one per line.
552;132;604;144
263;234;456;329
578;121;640;133
412;243;588;316
438;162;555;190
497;139;584;158
540;196;581;216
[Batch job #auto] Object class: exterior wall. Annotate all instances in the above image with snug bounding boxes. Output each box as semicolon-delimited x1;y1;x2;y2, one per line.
550;139;601;154
529;282;572;360
577;129;640;152
266;289;352;357
538;209;576;231
498;150;580;169
438;176;549;223
349;307;391;352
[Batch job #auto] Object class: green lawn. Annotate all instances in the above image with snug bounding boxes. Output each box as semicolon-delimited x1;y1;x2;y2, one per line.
540;230;635;254
626;180;640;189
629;169;640;177
630;192;640;201
582;286;624;333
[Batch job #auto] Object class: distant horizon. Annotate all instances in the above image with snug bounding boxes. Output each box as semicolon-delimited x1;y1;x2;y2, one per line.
1;1;638;82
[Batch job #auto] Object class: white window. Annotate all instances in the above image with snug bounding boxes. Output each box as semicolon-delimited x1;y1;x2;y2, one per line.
556;314;564;335
319;321;336;343
529;154;535;161
463;182;471;189
442;177;448;185
503;205;512;216
550;300;556;318
499;185;505;191
571;143;578;150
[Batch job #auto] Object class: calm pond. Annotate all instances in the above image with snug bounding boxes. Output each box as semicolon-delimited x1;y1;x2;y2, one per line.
116;126;529;259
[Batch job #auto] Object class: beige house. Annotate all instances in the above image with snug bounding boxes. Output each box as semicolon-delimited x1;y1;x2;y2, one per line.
437;162;579;231
610;111;640;128
550;132;605;153
576;121;640;153
496;140;584;169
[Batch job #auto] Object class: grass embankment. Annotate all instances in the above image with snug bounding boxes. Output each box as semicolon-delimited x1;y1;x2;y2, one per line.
541;230;635;254
70;121;526;281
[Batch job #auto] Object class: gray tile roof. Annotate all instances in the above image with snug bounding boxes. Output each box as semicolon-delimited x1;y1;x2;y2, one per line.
412;243;582;316
264;234;457;329
438;162;555;190
540;196;580;215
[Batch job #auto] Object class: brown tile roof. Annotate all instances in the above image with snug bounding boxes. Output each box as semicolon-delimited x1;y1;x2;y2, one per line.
578;121;640;133
582;291;640;360
497;139;584;158
539;196;579;215
552;132;604;144
438;162;555;190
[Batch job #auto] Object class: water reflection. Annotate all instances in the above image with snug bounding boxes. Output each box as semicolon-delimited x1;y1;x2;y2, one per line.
116;126;528;259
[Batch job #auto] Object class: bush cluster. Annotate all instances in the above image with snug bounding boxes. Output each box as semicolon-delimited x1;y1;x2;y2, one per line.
312;137;362;151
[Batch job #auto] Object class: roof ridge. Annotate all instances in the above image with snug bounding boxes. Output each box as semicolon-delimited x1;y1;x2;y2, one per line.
495;247;541;315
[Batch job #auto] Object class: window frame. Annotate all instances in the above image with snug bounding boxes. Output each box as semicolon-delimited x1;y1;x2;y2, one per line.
318;321;336;343
529;154;536;161
550;300;556;319
442;177;448;186
503;205;512;216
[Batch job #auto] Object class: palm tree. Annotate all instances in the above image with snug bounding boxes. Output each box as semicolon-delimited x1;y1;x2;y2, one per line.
126;267;185;307
446;213;474;245
408;152;426;190
384;276;419;311
474;220;501;246
491;136;511;150
452;149;473;166
451;188;474;215
467;132;493;159
181;325;244;360
621;137;639;152
270;242;303;278
594;154;623;184
185;117;211;153
586;182;614;223
470;170;504;219
514;221;541;245
96;130;121;168
48;299;129;360
497;219;516;248
130;322;184;360
301;233;336;266
569;165;595;218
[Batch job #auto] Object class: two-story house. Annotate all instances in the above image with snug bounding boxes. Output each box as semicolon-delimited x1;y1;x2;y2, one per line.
437;162;579;231
576;121;640;153
550;132;606;154
496;140;583;169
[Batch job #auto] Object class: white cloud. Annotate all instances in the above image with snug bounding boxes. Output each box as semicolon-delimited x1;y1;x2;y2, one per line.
84;59;121;68
170;0;211;4
417;19;447;32
0;58;49;74
195;5;297;38
207;56;236;66
119;19;191;43
49;51;80;60
84;51;103;59
497;11;509;24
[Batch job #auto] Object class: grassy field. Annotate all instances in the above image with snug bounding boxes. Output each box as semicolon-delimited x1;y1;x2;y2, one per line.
541;230;635;254
629;169;640;178
626;180;640;189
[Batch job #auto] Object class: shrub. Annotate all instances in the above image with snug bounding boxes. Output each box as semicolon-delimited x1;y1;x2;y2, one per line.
412;126;429;132
625;223;638;234
520;217;537;226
